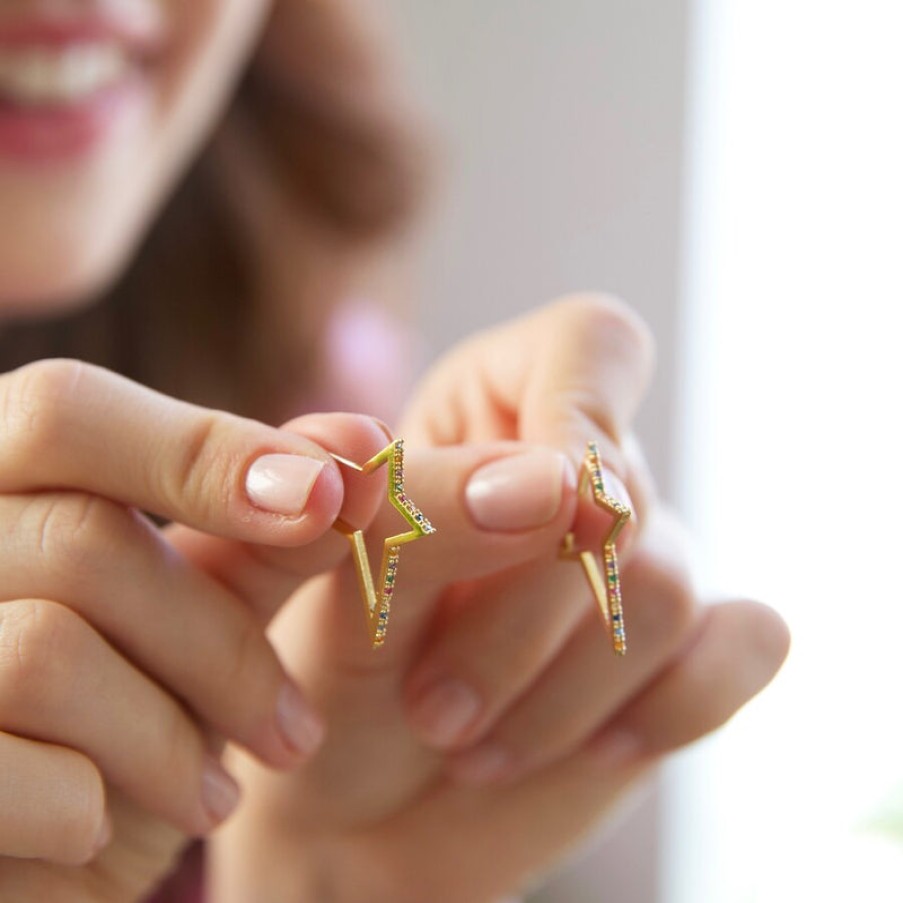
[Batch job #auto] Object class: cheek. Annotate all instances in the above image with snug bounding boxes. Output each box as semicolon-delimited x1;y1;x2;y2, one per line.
161;0;271;113
0;0;272;312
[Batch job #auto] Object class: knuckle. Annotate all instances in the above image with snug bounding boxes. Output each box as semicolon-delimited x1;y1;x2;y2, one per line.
54;754;106;865
0;599;85;711
0;359;91;464
26;493;127;590
155;704;202;811
157;412;233;520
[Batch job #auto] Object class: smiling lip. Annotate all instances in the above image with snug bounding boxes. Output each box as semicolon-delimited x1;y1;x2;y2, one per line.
0;13;163;163
0;82;145;162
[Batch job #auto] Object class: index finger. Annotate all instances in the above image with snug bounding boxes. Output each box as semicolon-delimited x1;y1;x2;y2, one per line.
0;359;354;545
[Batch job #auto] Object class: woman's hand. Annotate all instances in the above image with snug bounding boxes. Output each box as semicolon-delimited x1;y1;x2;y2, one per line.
0;359;391;902
206;296;790;903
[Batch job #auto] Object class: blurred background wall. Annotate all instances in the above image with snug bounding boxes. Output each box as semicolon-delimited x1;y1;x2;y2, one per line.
387;1;693;899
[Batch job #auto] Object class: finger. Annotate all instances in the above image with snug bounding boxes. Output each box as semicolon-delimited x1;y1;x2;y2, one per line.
513;295;655;454
166;413;393;620
511;297;654;546
586;598;791;760
450;596;788;786
299;443;581;672
0;600;241;837
407;507;698;757
620;431;657;530
0;494;323;767
402;294;655;467
0;732;108;866
369;596;787;903
400;296;655;541
263;444;580;822
0;359;360;545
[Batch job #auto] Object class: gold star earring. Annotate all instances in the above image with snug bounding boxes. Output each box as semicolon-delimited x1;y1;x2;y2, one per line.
330;439;436;648
560;441;631;656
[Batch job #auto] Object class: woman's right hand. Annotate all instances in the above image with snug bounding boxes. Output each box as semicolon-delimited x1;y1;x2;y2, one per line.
0;359;384;902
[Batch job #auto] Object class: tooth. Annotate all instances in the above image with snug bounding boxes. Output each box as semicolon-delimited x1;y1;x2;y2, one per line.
0;44;130;104
65;47;100;98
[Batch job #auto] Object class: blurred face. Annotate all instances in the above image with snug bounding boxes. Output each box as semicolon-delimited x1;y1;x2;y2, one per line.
0;0;272;312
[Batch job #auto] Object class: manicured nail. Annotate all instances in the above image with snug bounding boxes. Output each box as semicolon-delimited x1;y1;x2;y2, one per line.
408;678;482;748
465;451;573;532
448;743;513;785
276;683;326;757
201;756;241;825
246;454;325;516
592;728;643;771
93;811;113;854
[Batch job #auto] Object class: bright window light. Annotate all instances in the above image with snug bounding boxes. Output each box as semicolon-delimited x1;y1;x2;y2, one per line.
667;1;903;901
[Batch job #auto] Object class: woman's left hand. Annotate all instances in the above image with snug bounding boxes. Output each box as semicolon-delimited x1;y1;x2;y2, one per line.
182;296;789;903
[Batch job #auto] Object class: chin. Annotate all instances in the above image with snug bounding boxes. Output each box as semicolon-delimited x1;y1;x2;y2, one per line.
0;245;130;319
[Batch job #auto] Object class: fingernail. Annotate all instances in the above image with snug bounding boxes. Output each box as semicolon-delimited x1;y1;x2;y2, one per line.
591;728;643;771
601;466;633;514
276;683;326;757
465;451;573;532
246;454;325;516
408;678;482;748
93;811;113;854
201;756;241;825
448;744;513;785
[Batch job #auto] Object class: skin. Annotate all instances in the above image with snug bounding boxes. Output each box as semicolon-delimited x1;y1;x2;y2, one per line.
0;359;396;899
205;297;789;903
0;0;270;309
0;3;790;902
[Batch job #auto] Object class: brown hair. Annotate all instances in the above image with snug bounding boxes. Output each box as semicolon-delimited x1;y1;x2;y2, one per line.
0;0;426;421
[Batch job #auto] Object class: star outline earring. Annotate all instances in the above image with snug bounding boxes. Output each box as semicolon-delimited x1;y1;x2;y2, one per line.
560;441;631;656
331;439;436;648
